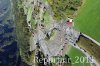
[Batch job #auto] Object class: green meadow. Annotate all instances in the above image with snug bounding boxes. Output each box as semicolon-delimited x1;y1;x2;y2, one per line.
67;46;90;66
74;0;100;42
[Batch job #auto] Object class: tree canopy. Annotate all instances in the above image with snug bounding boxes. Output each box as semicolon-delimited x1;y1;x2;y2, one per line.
47;0;82;20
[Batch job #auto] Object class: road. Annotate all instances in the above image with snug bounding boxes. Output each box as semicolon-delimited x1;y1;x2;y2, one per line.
65;28;100;66
82;33;100;46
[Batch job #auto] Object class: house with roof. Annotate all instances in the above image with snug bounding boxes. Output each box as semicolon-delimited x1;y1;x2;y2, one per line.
66;18;74;27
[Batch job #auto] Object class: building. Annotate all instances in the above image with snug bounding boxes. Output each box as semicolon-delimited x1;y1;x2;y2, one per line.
66;18;74;27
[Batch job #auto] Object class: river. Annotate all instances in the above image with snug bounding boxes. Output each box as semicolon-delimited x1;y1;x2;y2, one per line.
0;0;19;66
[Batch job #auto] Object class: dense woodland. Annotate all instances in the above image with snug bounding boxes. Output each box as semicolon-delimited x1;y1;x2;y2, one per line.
13;0;34;64
47;0;82;20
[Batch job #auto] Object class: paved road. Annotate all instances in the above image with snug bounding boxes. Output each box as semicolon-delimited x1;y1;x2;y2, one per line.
65;29;100;66
82;33;100;46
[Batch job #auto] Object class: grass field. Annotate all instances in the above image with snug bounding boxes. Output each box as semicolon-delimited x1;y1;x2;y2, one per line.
74;0;100;42
27;7;33;22
67;45;90;66
43;11;51;26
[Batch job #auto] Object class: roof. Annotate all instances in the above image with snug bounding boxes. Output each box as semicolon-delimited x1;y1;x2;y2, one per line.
66;21;73;27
